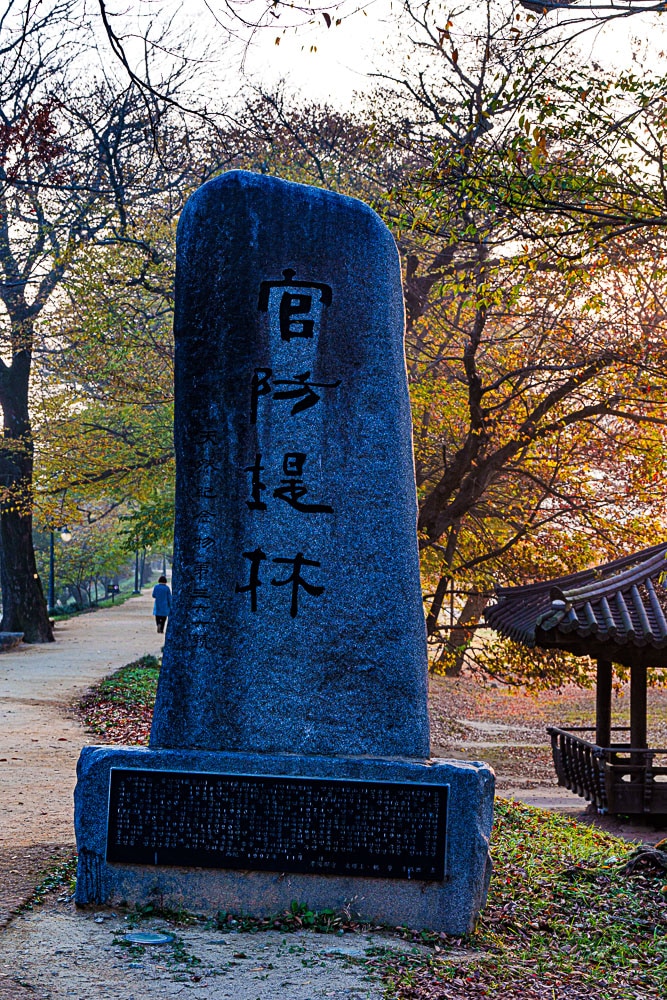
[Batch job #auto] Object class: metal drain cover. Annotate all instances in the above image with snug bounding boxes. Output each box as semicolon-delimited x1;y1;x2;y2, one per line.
124;931;173;945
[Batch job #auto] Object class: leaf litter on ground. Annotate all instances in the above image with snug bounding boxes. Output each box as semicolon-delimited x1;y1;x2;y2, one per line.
375;800;667;999
77;653;159;745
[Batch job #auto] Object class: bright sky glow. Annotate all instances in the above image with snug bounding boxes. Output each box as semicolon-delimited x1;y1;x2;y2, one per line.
100;1;667;111
238;0;398;104
228;0;667;107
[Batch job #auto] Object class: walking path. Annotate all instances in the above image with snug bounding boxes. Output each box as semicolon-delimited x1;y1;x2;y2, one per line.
0;593;161;925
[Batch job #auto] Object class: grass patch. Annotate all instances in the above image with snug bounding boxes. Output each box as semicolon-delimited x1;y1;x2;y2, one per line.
19;855;78;912
96;654;161;705
377;799;667;999
78;654;160;745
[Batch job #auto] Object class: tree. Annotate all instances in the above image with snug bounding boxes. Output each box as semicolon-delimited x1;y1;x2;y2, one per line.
34;234;176;508
359;3;667;645
233;11;667;684
0;2;204;640
24;0;667;676
34;515;132;611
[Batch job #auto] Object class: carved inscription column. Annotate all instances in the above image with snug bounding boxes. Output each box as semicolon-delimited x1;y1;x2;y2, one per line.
236;269;338;621
150;170;430;758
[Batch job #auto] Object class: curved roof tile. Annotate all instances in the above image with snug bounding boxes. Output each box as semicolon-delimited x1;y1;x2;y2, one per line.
484;542;667;668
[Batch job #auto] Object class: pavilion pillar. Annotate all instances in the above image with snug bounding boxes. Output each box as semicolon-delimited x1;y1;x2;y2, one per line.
630;665;648;750
595;659;613;748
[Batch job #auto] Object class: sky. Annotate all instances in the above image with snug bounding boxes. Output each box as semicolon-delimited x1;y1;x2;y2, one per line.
105;1;667;113
176;0;402;108
219;0;667;106
238;0;397;104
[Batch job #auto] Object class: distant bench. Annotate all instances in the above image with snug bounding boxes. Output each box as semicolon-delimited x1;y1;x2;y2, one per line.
0;632;23;652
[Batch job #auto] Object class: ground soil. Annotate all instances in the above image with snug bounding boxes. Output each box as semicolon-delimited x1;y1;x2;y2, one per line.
1;597;665;995
0;895;433;1000
429;673;667;841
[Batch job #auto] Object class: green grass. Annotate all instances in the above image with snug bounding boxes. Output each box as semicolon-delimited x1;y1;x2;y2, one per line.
482;801;666;982
78;655;160;744
19;856;78;912
378;799;667;998
96;654;161;706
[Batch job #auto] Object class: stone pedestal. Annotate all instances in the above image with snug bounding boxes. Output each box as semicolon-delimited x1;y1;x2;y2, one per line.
75;746;492;935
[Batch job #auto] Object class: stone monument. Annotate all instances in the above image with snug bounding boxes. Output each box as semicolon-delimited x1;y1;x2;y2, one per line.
74;171;494;933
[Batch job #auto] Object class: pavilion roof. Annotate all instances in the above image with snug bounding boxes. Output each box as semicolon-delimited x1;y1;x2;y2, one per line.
484;542;667;668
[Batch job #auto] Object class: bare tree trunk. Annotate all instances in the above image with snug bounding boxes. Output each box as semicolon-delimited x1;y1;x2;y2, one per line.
0;510;52;640
0;348;53;642
426;574;451;638
446;592;490;677
425;522;459;638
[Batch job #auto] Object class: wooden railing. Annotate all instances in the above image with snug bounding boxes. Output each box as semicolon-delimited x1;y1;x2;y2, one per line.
547;726;608;809
547;726;667;814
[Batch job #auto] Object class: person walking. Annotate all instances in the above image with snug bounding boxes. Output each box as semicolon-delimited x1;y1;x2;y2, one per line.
152;575;172;634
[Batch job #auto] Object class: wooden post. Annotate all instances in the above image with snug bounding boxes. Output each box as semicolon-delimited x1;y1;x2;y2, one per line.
595;659;613;748
630;665;648;750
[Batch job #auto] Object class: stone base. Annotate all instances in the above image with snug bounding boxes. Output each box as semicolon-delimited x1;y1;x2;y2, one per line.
74;747;494;935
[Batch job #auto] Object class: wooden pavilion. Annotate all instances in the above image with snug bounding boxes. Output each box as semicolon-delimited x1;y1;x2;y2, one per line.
484;542;667;815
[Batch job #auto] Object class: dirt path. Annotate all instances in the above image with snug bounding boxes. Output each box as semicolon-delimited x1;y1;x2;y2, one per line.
0;593;162;925
0;595;435;999
0;897;418;1000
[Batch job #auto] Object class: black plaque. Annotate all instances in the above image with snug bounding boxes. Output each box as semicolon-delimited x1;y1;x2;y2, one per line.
106;769;448;881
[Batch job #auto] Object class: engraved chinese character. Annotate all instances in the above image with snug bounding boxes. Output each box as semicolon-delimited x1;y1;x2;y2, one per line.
195;509;215;523
235;547;267;612
273;453;333;514
191;427;218;445
243;454;267;511
236;548;325;617
191;588;209;609
258;268;332;341
197;485;218;499
250;368;341;424
272;371;341;415
271;552;324;618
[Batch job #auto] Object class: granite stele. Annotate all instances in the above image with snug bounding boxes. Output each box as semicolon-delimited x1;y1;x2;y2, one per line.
74;171;495;933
